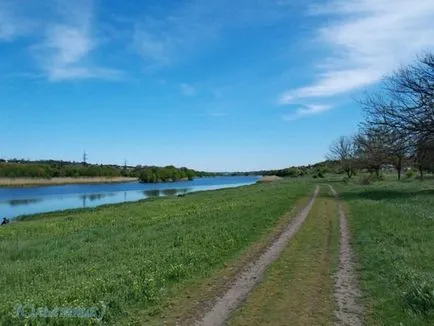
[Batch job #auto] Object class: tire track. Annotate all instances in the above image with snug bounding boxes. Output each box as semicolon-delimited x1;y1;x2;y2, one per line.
194;186;320;326
329;185;364;326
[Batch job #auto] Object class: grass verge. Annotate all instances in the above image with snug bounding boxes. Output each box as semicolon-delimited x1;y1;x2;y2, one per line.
335;180;434;325
0;180;311;325
229;186;340;326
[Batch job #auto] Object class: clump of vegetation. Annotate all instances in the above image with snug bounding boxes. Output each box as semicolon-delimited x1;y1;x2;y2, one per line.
311;168;325;179
138;166;196;183
359;175;373;185
406;170;416;179
404;282;434;316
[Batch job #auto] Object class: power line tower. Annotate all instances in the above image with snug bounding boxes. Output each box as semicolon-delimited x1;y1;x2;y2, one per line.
82;151;87;166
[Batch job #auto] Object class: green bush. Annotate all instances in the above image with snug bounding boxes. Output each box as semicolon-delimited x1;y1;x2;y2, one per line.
406;170;416;179
359;175;373;185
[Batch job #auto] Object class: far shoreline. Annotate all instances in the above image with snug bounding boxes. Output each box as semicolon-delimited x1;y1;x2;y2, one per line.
0;177;139;188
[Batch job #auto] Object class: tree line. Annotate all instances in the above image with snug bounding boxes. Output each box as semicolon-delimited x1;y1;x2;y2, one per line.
0;160;214;182
228;161;341;179
137;166;209;183
328;52;434;180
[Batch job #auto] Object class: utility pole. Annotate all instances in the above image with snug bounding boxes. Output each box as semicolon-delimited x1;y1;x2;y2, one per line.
82;151;87;166
122;159;128;176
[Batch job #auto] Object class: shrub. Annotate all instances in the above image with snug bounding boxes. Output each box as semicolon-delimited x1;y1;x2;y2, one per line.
374;174;384;181
406;170;415;179
359;175;373;185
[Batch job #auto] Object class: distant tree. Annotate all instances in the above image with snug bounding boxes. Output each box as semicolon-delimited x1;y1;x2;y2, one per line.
327;136;356;178
354;128;390;178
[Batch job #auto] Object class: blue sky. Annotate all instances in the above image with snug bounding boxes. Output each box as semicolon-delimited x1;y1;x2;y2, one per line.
1;0;434;171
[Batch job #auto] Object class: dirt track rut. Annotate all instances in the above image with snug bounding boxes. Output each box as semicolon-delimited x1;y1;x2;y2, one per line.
329;185;364;326
195;186;320;326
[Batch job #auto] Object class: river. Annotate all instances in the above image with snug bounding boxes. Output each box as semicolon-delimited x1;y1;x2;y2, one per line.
0;176;259;220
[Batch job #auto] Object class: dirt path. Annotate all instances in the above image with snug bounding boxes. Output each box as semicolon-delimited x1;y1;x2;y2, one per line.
194;186;320;326
329;185;364;326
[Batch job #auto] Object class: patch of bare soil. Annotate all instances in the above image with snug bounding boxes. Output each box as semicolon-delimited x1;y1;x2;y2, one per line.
257;175;282;183
329;185;364;326
193;186;320;326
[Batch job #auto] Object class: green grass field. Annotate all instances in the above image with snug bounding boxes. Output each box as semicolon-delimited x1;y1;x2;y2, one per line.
1;176;433;325
334;180;434;325
0;181;311;325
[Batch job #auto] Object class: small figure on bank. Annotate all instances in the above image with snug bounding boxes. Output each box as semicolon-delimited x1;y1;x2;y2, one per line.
1;217;9;225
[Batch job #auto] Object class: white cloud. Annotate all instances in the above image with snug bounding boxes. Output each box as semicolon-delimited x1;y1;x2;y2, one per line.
0;1;37;40
180;83;196;96
280;0;434;104
38;1;122;81
40;24;121;81
133;0;297;67
0;5;19;40
0;0;121;81
282;104;332;121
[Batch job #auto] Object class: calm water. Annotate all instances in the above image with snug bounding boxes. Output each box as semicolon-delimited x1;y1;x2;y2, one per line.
0;176;259;220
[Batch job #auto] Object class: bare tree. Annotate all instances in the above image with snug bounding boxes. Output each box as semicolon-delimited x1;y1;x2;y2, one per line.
412;136;434;180
327;136;356;178
354;128;390;178
361;51;434;179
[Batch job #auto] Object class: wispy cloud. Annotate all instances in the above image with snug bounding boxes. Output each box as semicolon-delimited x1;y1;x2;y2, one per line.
0;1;38;40
282;104;332;121
280;0;434;104
0;3;20;40
36;1;121;81
133;0;296;67
209;111;228;117
180;83;196;96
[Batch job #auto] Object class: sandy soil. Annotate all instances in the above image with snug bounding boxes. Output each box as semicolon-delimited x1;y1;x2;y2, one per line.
257;175;283;183
194;186;320;326
329;185;364;326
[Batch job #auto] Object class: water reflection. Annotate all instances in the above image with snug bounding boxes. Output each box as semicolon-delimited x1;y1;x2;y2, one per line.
143;189;161;197
80;193;115;202
8;198;43;207
161;189;178;196
80;193;116;208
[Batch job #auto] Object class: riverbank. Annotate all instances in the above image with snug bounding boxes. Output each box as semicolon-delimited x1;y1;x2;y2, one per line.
0;177;138;188
0;181;311;324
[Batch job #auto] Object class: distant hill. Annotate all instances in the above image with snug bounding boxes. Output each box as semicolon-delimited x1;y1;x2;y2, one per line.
228;160;341;178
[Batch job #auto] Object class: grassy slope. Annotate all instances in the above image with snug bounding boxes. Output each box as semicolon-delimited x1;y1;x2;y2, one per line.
0;181;311;325
229;186;340;326
335;180;434;325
